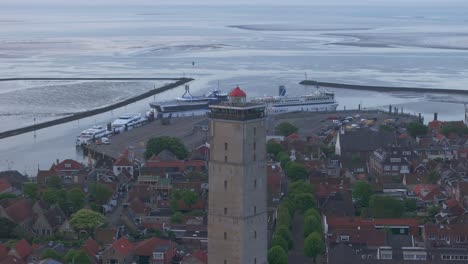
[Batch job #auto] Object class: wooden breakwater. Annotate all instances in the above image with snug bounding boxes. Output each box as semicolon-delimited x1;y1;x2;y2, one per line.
299;80;468;95
0;77;193;140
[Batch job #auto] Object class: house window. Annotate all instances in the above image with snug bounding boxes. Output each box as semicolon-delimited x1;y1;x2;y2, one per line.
254;127;256;136
254;179;257;189
254;231;257;239
153;252;164;260
225;156;228;163
225;142;228;150
253;142;256;150
384;165;391;171
224;208;228;215
224;180;227;190
224;232;227;240
340;235;350;241
428;235;436;240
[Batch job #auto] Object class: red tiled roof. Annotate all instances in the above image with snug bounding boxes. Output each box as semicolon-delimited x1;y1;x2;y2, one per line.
413;184;441;201
286;133;301;141
82;239;100;261
112;237;133;256
53;159;82;172
114;150;132;167
424;223;468;237
190;250;208;264
134;237;171;256
14;239;32;260
330;228;387;247
6;199;33;223
428;120;443;130
0;244;7;260
0;180;11;193
0;255;25;264
326;216;419;231
229;86;246;97
177;198;205;210
267;164;281;195
129;198;149;215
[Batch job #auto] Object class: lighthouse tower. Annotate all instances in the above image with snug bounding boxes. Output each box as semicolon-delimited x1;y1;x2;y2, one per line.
207;86;267;264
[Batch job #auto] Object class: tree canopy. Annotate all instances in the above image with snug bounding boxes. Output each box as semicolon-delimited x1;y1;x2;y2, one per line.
267;141;284;158
285;162;308;182
274;226;293;250
46;176;63;189
70;209;106;231
170;212;183;224
267;246;288;264
23;183;39;200
304;232;325;263
65;250;91;264
303;210;322;238
407;122;428;138
428;171;440;184
41;249;64;262
271;234;289;252
0;217;20;239
352;181;373;207
276;122;298;137
89;183;113;206
145;136;189;160
276;152;290;168
369;195;404;218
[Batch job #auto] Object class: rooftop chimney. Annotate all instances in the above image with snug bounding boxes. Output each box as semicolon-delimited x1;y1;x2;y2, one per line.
434;113;438;121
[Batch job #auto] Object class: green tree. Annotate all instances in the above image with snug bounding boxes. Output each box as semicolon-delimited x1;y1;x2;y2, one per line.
404;199;417;212
276;204;292;228
69;209;106;231
379;125;394;132
89;183;113;206
353;181;373;207
304;232;325;263
41;249;64;261
293;193;316;213
145;136;189;160
407;122;428;138
170;212;183;224
427;205;439;218
285;162;308;182
276;152;290;168
0;193;16;200
369;195;404;218
267;141;283;158
267;246;288;264
42;189;61;205
170;190;182;212
65;250;91;264
304;208;321;222
428;171;440;184
275;226;293;250
46;176;63;189
276;122;298;137
270;234;288;252
67;188;86;213
0;217;19;239
303;214;322;238
181;190;198;209
289;180;313;196
23;183;39;200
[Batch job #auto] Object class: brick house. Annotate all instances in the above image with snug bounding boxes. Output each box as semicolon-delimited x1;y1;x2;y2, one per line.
32;201;68;236
423;223;467;249
8;239;32;262
101;237;133;264
0;199;34;230
182;250;208;264
134;237;175;264
81;239;100;264
369;147;412;178
0;180;12;194
144;150;206;174
113;149;134;179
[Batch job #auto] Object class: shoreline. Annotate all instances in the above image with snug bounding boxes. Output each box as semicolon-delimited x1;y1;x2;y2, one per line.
299;80;468;95
0;77;193;140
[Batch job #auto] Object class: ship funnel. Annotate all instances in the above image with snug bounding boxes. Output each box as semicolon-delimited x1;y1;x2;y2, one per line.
279;85;286;96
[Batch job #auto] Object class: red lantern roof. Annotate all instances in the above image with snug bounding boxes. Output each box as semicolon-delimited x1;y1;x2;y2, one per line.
229;86;246;97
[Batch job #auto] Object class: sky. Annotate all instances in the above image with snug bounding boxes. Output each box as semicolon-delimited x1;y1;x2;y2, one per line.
2;0;467;6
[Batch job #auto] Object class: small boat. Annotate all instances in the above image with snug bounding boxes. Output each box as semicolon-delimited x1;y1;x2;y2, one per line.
76;125;111;146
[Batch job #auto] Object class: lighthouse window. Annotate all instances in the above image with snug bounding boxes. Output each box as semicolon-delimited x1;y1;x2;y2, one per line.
224;180;227;190
254;231;257;239
224;142;228;150
253;142;256;150
253;127;256;136
224;232;227;240
225;156;228;163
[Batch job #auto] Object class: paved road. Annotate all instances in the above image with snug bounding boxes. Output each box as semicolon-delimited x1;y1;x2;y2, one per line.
289;212;326;264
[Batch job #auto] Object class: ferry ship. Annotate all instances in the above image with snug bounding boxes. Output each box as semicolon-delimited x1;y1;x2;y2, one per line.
149;85;228;117
111;113;144;130
76;125;111;146
251;85;338;115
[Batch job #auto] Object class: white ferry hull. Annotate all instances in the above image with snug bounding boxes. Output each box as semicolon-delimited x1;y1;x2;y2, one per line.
267;103;338;115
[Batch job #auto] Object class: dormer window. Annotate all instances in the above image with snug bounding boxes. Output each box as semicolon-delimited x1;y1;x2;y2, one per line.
153;252;164;260
340;235;350;241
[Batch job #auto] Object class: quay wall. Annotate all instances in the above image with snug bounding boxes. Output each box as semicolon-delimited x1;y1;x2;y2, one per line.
0;78;193;140
299;80;468;95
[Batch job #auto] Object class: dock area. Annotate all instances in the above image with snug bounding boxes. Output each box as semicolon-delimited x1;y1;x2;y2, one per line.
84;115;207;163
